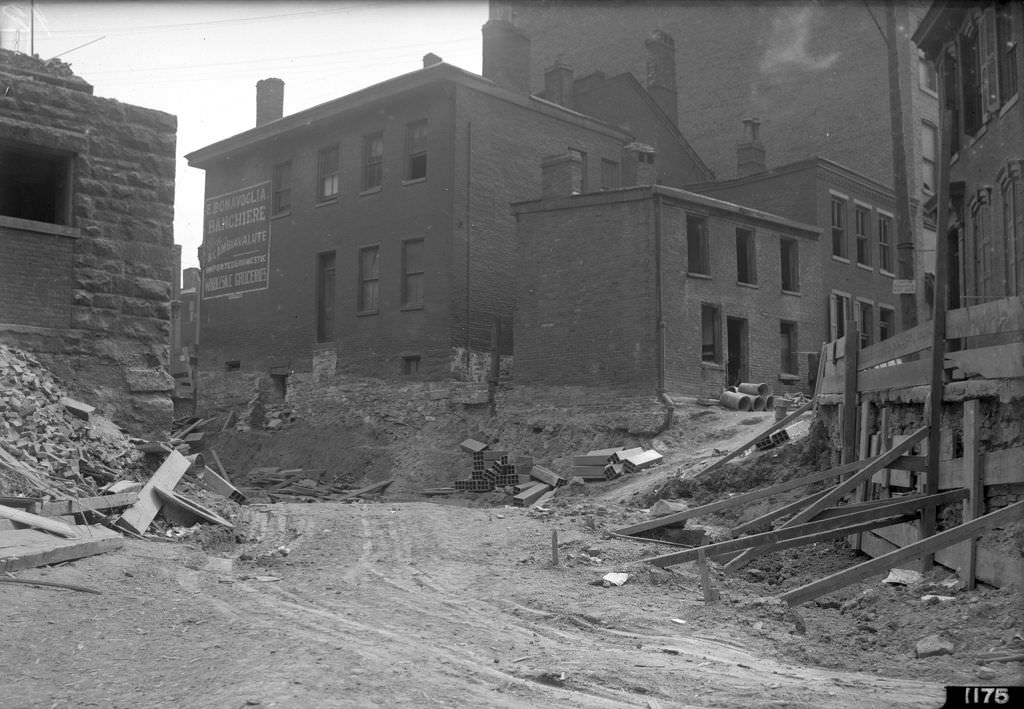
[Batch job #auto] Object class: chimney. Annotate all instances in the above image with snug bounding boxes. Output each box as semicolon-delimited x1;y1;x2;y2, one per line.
541;152;584;198
423;52;443;68
621;142;657;186
256;77;284;126
644;30;678;126
737;118;766;177
543;61;574;108
481;18;531;94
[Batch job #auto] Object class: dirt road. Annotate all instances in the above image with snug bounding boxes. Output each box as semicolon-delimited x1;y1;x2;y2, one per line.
2;500;947;709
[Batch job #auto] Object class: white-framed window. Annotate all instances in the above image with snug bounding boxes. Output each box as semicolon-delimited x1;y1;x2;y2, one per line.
830;193;848;259
855;203;872;266
317;145;339;201
878;304;896;341
362;132;383;191
405;120;428;181
921;121;938;195
918;52;938;95
272;160;292;214
357;244;380;313
687;213;710;275
877;210;894;274
857;298;874;349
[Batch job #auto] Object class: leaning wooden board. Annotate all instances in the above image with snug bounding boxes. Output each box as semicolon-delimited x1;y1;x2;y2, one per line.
0;524;123;572
153;487;233;528
117;450;191;535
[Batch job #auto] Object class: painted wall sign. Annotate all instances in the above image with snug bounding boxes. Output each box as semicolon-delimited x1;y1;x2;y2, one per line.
201;182;271;299
892;279;917;294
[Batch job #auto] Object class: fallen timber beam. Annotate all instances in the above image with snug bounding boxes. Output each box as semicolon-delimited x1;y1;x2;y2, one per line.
613;457;874;537
647;489;967;566
779;499;1024;606
811;489;967;522
725;426;929;571
644;513;917;568
37;492;140;518
693;401;814;479
731;492;822;536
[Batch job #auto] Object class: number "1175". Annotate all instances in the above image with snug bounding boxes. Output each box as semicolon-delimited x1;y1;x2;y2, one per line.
966;688;1010;705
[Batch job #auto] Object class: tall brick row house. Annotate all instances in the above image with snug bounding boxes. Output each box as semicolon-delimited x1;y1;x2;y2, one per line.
0;50;177;437
914;1;1023;308
186;22;712;408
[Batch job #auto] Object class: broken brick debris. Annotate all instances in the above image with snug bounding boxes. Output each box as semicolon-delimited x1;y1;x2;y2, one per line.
459;438;489;454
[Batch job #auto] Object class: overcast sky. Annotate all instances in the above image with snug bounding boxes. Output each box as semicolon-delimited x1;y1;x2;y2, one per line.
1;1;488;273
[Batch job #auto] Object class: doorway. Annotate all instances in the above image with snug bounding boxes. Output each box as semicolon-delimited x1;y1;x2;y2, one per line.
726;316;748;386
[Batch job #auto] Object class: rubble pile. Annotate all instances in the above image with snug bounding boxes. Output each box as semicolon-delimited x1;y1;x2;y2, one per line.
0;344;143;498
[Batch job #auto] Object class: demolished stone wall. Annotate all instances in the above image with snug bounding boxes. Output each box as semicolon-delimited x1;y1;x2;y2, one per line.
0;49;177;439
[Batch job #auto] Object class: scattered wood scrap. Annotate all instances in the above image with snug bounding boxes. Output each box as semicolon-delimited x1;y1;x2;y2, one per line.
116;450;192;535
0;523;123;573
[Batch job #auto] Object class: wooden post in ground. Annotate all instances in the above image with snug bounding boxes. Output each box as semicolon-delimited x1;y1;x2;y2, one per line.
841;322;860;469
962;399;982;589
879;406;892;499
551;529;560;567
852;401;873;550
697;548;718;603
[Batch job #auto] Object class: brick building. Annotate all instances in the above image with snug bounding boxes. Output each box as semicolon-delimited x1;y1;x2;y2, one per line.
0;49;177;437
687;145;902;349
914;1;1023;306
185;22;713;408
513;160;822;398
494;0;940;323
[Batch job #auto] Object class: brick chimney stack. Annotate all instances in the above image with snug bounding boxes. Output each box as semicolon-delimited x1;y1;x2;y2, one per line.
621;143;657;186
541;152;584;198
482;18;531;94
543;61;574;109
256;78;284;126
736;118;766;177
645;30;678;126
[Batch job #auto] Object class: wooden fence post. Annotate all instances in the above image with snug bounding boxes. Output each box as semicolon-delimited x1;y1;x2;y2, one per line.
963;399;982;589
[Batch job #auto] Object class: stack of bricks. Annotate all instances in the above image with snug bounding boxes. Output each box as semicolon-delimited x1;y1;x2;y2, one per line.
754;429;791;451
454;439;521;492
606;447;644;479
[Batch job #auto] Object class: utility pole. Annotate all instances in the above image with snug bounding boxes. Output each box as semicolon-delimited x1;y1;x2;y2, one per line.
885;2;918;331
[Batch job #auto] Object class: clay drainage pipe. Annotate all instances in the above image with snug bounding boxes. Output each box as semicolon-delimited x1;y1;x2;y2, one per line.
719;390;753;411
737;382;770;397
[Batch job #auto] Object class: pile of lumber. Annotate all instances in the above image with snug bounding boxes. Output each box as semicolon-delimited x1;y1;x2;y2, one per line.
571;446;663;481
240;466;393;502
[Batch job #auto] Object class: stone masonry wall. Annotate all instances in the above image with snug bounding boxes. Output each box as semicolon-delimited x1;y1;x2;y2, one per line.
0;50;177;439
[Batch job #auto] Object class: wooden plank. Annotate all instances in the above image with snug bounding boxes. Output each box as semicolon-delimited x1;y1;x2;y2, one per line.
946;342;1024;380
613;457;872;536
0;524;123;572
693;401;814;480
891;455;928;472
962;399;982;589
644;491;964;567
731;492;822;535
117;450;191;535
841;319;859;465
852;402;872;549
857;359;931;393
650;515;917;568
0;504;79;538
858;321;934;370
780;499;1024;606
939;446;1024;488
812;489;967;521
154;487;233;528
332;479;395;501
36;492;140;517
198;466;246;502
817;372;845;396
945;296;1024;339
725;427;928;570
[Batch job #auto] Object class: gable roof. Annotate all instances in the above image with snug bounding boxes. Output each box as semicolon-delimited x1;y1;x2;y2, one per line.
186;61;632;168
572;71;715;181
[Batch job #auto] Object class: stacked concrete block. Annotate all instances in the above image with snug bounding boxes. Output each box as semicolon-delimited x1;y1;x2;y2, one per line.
622;449;664;474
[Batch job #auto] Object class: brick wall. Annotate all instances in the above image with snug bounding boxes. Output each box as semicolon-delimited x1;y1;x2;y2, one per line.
0;49;177;438
0;223;74;328
515;186;821;397
515;191;659;388
450;83;631;370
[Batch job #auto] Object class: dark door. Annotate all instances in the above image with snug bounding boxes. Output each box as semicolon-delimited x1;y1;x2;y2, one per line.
726;316;748;386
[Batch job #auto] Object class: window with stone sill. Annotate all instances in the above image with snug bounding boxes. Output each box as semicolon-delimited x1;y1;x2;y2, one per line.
0;144;72;225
